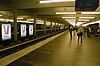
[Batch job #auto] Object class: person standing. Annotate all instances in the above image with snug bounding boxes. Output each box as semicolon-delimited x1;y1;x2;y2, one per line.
69;26;73;39
77;27;83;43
86;27;91;37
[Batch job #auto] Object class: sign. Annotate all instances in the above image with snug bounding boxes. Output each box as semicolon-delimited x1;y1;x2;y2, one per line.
2;24;11;40
75;0;99;11
21;24;26;37
29;25;33;35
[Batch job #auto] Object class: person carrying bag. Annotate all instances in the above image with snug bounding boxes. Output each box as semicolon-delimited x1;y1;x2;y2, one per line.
77;27;83;43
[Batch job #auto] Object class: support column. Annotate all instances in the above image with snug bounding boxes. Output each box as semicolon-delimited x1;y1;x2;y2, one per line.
55;22;56;32
58;22;60;30
13;10;17;41
75;17;78;26
34;16;37;38
50;22;53;33
43;19;46;35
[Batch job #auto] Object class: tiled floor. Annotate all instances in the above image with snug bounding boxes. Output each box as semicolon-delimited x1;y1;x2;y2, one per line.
8;32;100;66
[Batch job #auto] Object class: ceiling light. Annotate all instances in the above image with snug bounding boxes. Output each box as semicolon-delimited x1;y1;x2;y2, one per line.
79;17;95;19
27;19;34;21
5;19;13;22
78;19;89;21
56;12;76;14
62;17;76;18
17;20;27;23
81;12;100;14
39;0;75;3
17;17;23;19
0;15;2;17
0;18;4;21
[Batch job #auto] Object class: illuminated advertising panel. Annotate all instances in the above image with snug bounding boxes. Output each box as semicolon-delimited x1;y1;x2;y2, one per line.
21;24;26;37
2;24;11;40
29;25;33;35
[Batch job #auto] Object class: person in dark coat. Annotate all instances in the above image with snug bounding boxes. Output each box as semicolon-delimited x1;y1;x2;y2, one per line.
69;26;73;39
77;27;83;43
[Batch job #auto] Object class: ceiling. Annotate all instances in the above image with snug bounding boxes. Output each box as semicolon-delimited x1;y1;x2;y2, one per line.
0;0;100;25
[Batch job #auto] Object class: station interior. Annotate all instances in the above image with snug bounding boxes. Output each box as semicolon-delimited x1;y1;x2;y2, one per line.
0;0;100;66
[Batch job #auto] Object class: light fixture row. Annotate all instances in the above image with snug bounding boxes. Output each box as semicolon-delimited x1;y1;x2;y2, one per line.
0;15;2;16
56;12;100;14
39;0;75;3
62;17;95;19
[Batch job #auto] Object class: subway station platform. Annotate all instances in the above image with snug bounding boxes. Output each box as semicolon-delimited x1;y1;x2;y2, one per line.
0;0;100;66
0;31;99;66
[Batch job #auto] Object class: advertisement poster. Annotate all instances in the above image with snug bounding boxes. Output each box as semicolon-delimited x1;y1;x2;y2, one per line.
21;24;26;37
29;25;33;35
2;24;11;40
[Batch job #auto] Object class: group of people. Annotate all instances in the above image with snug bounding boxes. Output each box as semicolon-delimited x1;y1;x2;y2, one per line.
69;26;83;43
69;25;100;43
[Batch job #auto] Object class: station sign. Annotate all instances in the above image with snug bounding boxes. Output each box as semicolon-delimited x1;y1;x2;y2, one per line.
75;0;99;11
21;24;26;37
29;25;33;35
1;24;11;40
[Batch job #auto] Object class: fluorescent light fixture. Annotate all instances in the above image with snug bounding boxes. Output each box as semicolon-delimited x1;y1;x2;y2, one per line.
56;12;76;14
0;15;2;17
5;19;14;22
81;12;100;14
79;17;95;19
0;18;4;21
26;21;33;23
17;17;23;19
78;19;89;21
46;22;51;25
39;0;75;3
59;23;60;26
62;17;76;19
27;19;34;21
17;20;27;23
36;20;44;24
52;22;55;26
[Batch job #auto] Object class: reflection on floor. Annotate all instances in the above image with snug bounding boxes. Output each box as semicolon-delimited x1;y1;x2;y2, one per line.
8;31;100;66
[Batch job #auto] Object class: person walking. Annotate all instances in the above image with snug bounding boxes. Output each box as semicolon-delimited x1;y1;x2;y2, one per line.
69;26;73;39
77;27;83;43
86;27;91;37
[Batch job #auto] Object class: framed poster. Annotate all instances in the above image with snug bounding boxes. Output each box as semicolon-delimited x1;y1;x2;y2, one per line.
29;25;33;36
1;24;11;41
21;24;26;37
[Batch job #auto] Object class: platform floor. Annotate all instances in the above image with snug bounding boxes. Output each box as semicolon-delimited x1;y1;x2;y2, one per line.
8;32;100;66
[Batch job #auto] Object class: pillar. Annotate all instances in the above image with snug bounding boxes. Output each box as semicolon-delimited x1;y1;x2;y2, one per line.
55;22;56;32
13;10;17;41
43;19;46;35
50;22;53;33
34;16;37;38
